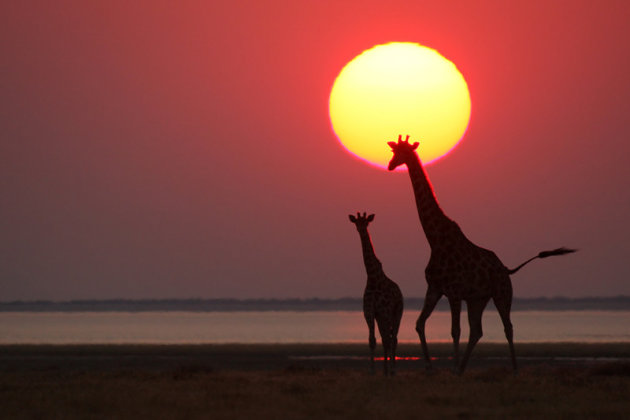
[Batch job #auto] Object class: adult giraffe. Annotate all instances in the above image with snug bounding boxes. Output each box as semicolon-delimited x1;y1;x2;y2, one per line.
388;135;575;374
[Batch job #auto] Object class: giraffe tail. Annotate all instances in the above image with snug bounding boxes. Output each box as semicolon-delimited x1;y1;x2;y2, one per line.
507;247;577;275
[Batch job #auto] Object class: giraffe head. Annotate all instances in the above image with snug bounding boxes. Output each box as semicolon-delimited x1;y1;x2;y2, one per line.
387;134;419;171
348;212;374;231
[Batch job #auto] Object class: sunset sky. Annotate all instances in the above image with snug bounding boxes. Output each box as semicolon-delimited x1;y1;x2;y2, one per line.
2;1;629;301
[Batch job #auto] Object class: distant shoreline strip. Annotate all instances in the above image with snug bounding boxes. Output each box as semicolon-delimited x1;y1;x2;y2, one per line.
1;297;629;312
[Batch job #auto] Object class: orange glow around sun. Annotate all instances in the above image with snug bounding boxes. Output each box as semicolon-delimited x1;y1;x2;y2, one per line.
329;42;471;169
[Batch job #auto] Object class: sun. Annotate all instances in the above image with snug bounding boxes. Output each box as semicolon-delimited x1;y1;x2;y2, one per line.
329;42;471;169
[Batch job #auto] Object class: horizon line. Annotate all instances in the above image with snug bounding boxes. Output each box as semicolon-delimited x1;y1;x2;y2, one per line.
2;295;630;304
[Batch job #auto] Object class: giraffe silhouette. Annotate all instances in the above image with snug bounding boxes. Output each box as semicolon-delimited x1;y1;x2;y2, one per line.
349;212;404;375
387;135;576;374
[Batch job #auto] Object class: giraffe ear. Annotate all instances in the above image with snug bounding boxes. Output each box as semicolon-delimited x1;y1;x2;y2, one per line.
387;141;397;149
348;215;357;223
411;142;419;150
367;214;375;222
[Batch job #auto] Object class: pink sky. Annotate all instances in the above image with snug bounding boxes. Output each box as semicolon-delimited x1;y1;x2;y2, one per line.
1;1;629;300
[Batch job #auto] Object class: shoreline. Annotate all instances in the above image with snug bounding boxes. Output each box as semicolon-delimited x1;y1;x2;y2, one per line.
3;297;630;312
3;342;630;372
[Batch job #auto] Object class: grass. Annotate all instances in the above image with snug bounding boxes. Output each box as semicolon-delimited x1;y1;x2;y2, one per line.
1;343;629;419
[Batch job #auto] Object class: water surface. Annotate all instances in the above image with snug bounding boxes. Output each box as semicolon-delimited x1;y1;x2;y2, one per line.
1;310;629;344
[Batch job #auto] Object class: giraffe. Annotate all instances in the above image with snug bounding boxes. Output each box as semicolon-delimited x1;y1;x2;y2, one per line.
349;212;404;375
387;135;576;374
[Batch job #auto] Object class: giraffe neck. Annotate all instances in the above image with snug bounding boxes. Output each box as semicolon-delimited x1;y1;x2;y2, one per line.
357;229;384;280
406;154;459;249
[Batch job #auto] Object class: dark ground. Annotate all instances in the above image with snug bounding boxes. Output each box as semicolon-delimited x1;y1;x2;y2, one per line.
1;343;630;419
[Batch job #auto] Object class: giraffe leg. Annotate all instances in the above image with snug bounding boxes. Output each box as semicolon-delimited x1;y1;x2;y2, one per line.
493;294;517;373
416;289;442;371
448;298;462;370
391;304;403;376
377;319;390;376
383;337;391;376
368;329;376;375
391;331;398;376
365;313;376;375
458;298;489;375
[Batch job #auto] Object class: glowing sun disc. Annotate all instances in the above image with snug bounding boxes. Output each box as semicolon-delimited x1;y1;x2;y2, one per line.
329;42;471;169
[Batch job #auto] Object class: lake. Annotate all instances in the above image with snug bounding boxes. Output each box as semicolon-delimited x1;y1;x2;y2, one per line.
1;310;629;344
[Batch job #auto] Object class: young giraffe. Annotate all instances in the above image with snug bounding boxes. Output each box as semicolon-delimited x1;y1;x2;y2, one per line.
349;212;404;375
387;135;575;374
